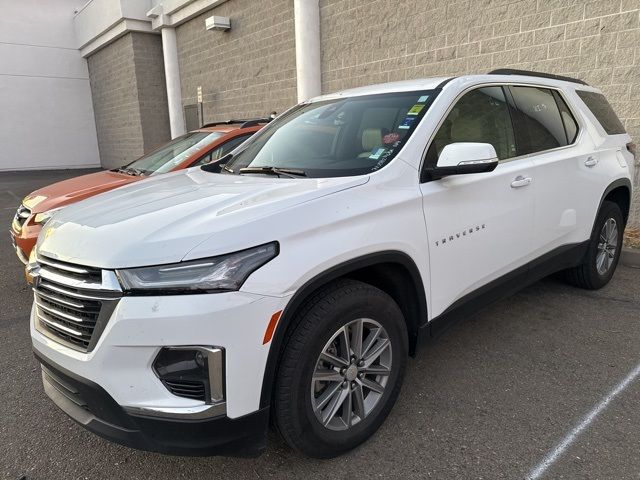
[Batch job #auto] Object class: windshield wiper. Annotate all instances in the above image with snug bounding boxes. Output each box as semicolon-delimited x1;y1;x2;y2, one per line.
238;166;307;178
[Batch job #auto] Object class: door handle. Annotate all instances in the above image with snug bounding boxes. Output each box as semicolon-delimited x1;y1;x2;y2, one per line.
584;156;598;167
511;175;532;188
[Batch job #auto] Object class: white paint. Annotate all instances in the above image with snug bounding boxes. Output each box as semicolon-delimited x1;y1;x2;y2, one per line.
161;27;186;138
294;0;321;102
527;362;640;480
0;0;100;171
73;0;151;51
150;0;230;29
78;18;155;58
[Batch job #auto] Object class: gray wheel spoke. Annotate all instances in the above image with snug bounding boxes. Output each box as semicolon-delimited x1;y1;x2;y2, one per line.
606;219;614;240
314;382;342;411
339;327;351;359
320;351;349;368
363;338;391;367
342;387;353;427
322;387;349;426
361;328;381;358
363;365;391;376
313;368;343;382
350;319;363;358
353;383;366;419
359;377;385;394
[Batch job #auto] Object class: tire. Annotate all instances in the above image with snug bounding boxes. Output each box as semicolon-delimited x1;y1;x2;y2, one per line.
273;279;408;458
563;200;624;290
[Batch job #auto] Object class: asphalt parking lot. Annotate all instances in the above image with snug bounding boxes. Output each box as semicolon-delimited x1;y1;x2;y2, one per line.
1;170;640;480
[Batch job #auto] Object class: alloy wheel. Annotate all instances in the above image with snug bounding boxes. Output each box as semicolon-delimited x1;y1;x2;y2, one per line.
596;218;618;275
310;318;392;431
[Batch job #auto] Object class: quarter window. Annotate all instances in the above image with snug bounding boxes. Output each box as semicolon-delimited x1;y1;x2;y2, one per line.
508;86;568;155
576;90;626;135
426;86;516;164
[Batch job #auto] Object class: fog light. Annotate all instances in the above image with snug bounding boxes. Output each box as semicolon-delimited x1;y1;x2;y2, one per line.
153;347;224;404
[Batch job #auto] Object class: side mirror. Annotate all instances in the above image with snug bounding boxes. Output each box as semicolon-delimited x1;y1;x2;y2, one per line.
426;142;499;179
200;153;233;173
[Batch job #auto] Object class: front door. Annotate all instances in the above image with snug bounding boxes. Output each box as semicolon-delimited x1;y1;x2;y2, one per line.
419;85;536;318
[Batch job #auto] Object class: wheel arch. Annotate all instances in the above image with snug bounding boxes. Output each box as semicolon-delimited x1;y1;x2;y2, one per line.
259;251;428;409
600;178;632;226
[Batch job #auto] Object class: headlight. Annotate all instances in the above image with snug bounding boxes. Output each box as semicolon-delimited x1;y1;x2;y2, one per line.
116;242;278;293
34;208;62;225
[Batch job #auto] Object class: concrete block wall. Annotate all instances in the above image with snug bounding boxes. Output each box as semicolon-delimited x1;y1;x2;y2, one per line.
319;0;640;226
132;33;171;153
175;0;297;123
87;32;170;169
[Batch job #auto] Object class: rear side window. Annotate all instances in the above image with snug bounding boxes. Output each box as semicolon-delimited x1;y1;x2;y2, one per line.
508;86;568;155
576;90;626;135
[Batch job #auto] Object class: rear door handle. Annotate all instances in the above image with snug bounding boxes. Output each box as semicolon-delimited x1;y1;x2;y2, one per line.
585;156;598;167
511;175;532;188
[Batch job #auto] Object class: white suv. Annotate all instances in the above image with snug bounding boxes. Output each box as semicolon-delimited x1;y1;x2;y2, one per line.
29;70;635;458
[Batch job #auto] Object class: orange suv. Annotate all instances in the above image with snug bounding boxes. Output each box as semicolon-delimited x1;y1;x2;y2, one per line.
11;119;268;263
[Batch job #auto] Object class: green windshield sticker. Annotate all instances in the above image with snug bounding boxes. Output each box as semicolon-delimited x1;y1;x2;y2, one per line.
407;104;424;116
417;95;429;103
368;147;386;160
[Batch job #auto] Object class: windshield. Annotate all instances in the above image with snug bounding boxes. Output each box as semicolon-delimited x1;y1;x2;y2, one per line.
223;90;434;178
125;131;224;175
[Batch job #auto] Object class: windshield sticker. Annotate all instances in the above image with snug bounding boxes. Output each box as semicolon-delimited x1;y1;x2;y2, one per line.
368;147;386;160
407;104;424;116
417;95;429;103
383;132;400;145
398;117;416;130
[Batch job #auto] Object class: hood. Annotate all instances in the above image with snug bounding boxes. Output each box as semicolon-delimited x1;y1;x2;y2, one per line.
37;168;368;268
24;171;138;214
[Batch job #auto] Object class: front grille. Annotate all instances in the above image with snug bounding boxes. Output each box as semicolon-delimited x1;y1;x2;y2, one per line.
13;204;31;231
34;255;121;352
164;380;207;401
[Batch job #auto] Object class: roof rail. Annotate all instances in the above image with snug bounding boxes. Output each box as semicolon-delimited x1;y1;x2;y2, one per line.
487;68;588;86
201;112;277;129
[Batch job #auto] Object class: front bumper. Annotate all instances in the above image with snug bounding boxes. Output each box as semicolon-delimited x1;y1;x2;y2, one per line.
36;350;269;456
31;291;291;455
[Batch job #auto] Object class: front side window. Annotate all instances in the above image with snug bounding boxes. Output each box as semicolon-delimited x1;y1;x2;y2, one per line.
223;91;435;178
126;131;224;175
425;86;516;165
576;90;626;135
508;86;568;155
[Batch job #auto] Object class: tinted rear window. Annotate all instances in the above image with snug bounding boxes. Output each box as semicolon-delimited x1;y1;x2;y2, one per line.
576;90;626;135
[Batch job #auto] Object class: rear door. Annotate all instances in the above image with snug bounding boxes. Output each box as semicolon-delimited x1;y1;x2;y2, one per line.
420;85;536;318
506;85;597;255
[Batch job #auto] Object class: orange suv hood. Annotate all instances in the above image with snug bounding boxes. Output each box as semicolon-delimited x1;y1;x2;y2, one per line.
23;171;140;214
